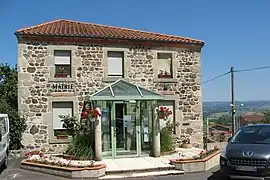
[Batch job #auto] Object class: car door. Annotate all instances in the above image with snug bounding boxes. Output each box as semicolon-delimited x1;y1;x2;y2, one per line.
0;116;7;163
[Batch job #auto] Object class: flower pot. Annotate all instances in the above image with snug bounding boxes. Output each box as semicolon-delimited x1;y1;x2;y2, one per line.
181;143;192;149
158;74;172;78
55;73;69;78
57;135;69;139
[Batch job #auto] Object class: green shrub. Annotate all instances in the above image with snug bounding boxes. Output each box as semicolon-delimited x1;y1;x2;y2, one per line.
66;134;94;160
160;127;173;152
0;63;27;150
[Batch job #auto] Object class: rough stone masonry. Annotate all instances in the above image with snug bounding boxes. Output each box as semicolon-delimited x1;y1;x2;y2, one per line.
17;42;203;154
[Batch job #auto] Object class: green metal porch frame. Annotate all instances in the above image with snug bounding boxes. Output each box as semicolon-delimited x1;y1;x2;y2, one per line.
88;79;165;101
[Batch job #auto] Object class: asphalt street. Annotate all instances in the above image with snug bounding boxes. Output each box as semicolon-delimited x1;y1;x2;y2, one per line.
0;158;226;180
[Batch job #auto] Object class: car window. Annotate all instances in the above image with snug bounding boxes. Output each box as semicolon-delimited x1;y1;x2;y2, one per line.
0;117;7;135
232;126;270;144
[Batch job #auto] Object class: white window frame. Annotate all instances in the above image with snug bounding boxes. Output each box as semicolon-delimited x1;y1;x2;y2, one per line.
54;50;72;78
154;51;178;83
52;102;73;131
107;51;124;77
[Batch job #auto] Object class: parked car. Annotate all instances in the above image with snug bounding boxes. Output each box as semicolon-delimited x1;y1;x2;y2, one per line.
0;114;9;169
220;124;270;179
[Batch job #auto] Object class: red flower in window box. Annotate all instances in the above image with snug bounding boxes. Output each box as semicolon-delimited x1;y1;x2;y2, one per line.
157;106;172;120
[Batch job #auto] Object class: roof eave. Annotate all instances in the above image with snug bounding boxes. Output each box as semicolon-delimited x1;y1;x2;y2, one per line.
15;32;205;47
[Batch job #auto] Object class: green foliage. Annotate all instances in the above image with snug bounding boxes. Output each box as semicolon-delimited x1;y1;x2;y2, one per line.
65;134;94;160
59;115;79;137
0;63;26;150
160;127;173;152
260;110;270;124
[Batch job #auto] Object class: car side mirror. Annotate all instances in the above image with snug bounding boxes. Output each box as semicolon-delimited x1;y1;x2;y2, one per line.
227;137;232;143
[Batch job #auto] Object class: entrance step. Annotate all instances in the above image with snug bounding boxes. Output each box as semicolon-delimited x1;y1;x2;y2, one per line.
99;169;184;179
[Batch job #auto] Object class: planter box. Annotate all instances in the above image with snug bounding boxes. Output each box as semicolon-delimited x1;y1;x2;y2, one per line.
55;73;69;78
57;135;69;140
170;151;220;173
158;74;172;78
21;160;106;179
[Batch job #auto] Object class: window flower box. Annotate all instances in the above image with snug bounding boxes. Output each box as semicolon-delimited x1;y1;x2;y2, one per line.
57;135;69;140
158;74;172;78
55;73;69;78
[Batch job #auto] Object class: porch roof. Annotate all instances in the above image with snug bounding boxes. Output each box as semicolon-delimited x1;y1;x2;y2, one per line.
89;79;164;101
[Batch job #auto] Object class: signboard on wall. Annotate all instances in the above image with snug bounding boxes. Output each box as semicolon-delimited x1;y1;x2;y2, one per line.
52;83;74;90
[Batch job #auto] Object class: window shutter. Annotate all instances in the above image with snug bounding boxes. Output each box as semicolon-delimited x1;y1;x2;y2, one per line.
158;58;171;73
54;51;71;65
107;52;123;76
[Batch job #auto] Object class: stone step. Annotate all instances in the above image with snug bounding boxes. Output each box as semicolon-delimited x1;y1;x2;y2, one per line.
105;164;175;174
99;169;184;179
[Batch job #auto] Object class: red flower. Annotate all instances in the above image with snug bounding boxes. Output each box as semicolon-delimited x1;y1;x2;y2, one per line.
93;108;101;117
85;107;91;113
81;111;87;119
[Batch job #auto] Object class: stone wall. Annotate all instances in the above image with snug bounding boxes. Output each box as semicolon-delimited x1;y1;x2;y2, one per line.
18;42;203;153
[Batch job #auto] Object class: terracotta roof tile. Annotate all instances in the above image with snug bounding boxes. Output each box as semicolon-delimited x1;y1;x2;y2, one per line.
240;115;265;122
15;19;204;45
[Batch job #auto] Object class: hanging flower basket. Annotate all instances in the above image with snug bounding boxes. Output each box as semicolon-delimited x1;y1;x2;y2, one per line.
81;107;101;121
157;106;172;120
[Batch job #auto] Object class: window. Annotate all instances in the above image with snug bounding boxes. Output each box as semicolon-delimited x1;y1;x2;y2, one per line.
157;53;172;78
52;102;73;136
158;100;175;133
0;117;7;135
54;50;71;78
107;51;124;77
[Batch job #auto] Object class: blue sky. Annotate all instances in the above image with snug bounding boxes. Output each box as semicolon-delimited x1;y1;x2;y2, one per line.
1;0;270;101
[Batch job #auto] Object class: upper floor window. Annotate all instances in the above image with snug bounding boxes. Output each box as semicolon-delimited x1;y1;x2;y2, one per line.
107;51;124;77
54;50;71;78
157;53;172;79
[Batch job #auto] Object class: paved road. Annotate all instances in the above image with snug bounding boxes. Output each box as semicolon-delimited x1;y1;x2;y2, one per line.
0;158;225;180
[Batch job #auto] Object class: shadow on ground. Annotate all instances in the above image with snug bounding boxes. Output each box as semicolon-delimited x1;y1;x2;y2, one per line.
208;170;226;180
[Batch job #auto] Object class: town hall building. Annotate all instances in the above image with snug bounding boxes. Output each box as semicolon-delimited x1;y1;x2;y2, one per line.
16;19;204;159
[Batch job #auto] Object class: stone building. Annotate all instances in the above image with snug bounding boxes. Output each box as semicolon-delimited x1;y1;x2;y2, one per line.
16;19;204;159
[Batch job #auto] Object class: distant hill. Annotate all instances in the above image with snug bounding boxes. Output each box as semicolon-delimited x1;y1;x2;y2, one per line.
203;100;270;117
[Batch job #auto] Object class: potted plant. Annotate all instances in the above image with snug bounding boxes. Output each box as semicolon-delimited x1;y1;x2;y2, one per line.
55;67;69;78
181;137;192;148
158;70;171;78
157;106;172;120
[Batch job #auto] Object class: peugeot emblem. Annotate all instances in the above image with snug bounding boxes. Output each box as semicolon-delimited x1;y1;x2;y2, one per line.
242;151;254;157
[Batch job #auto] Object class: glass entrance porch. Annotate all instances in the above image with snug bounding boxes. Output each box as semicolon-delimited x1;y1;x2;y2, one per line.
88;79;164;159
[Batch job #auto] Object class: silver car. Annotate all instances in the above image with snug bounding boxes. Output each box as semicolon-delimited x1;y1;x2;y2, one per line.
0;114;9;169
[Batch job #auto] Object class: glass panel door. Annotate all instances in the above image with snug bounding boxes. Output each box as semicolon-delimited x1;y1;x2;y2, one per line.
112;101;138;157
100;101;112;157
140;101;153;155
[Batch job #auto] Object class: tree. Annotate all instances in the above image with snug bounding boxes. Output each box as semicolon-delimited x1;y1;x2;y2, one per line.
260;110;270;124
0;63;26;150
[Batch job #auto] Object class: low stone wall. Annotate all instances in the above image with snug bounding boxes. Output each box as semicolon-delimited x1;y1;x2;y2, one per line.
21;160;106;179
207;142;227;150
9;150;26;159
170;151;220;173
